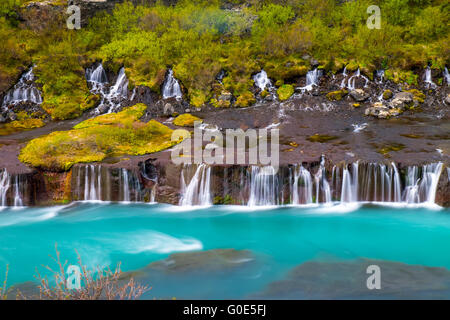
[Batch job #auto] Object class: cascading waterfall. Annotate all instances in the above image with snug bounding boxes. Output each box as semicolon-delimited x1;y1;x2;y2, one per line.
444;67;450;86
2;66;42;109
403;163;443;204
376;70;385;83
340;66;348;88
424;67;436;88
179;164;212;206
253;70;272;91
0;169;10;207
291;165;313;205
301;68;322;91
74;165;143;202
347;68;369;90
0;169;23;207
162;69;182;100
85;64;129;114
314;157;332;204
83;165;102;201
248;166;279;206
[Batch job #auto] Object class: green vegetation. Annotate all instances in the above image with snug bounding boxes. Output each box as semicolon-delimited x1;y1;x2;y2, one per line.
19;104;181;171
307;134;338;143
0;0;448;117
173;113;203;127
277;84;294;101
326;89;348;101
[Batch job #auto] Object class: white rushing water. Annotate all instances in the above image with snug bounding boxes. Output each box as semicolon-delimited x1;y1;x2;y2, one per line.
180;164;212;206
162;69;182;100
248;166;279;207
86;64;129;114
424;67;436;88
83;165;102;201
0;169;23;208
444;67;450;86
376;70;384;83
253;70;272;91
2;66;42;109
0;169;10;207
292;165;313;205
297;68;322;92
347;68;369;90
403;163;443;204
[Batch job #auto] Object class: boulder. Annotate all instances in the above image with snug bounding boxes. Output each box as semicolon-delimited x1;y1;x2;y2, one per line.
0;115;6;123
388;92;414;110
349;89;369;102
218;91;233;102
163;103;174;116
382;89;393;100
365;102;390;119
445;94;450;105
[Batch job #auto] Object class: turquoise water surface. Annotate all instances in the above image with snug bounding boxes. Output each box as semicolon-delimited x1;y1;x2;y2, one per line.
1;203;450;299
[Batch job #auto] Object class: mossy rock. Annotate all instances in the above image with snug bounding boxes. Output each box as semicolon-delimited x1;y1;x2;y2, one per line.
326;89;348;101
19;104;181;171
405;89;425;103
307;134;338;143
382;90;393;100
173;114;203;127
277;84;294;101
235;91;256;108
385;69;418;85
0;118;45;136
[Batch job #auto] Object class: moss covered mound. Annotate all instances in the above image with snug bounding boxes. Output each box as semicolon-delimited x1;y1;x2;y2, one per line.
277;84;294;101
326;89;348;101
19;104;181;171
173;113;203;127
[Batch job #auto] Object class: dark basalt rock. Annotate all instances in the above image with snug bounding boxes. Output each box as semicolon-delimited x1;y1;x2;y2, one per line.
251;258;450;299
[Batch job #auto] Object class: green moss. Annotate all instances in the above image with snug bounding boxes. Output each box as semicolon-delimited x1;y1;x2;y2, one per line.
405;89;425;104
326;89;348;101
385;69;418;85
307;134;338;143
378;143;405;157
277;84;294;101
19;104;181;171
235;91;256;108
382;89;393;100
173;114;203;127
0;118;45;136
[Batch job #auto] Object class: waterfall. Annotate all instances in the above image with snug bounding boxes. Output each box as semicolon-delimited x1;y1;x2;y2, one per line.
13;175;23;207
341;163;358;203
376;70;384;83
297;68;322;92
253;70;272;91
85;64;129;114
292;165;313;205
340;66;348;88
0;169;23;207
162;69;182;100
444;67;450;86
2;66;42;109
314;157;331;204
0;169;10;207
83;165;101;201
121;168;130;202
347;68;369;90
248;166;279;206
424;67;436;88
179;164;212;206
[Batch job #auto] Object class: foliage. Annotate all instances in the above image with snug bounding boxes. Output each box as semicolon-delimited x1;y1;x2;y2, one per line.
19;104;182;171
0;0;448;114
173;114;203;127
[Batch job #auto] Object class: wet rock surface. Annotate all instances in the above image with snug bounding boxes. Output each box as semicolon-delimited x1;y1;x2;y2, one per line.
252;258;450;299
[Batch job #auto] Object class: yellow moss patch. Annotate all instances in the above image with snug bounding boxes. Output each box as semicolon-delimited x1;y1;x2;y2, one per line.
405;89;426;103
235;92;256;108
326;89;348;101
173;114;203;127
0;118;45;136
277;84;294;101
19;105;182;171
